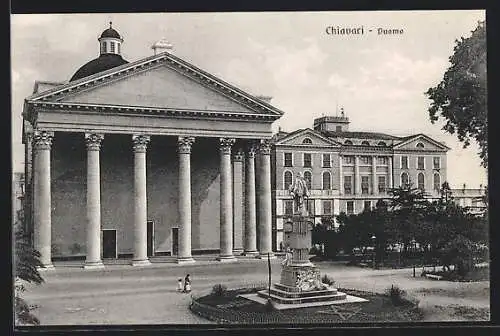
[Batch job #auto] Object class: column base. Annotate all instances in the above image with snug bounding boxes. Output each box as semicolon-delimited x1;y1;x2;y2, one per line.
257;252;277;259
36;264;55;271
83;261;105;269
176;257;196;264
216;255;237;262
233;249;244;255
131;259;151;267
243;250;259;256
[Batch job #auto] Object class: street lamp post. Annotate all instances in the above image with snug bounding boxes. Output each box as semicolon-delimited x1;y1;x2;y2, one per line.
371;235;376;269
411;238;416;277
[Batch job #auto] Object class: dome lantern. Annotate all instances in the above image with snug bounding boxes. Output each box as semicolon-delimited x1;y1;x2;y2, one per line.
98;22;124;56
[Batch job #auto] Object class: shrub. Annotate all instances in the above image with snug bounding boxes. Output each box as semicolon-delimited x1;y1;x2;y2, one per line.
321;274;335;286
385;284;406;306
211;284;227;297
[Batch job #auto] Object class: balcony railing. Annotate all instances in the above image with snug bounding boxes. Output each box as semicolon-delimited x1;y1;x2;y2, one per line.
274;189;338;197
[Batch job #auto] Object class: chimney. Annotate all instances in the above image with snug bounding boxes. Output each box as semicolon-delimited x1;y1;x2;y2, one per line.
151;39;173;55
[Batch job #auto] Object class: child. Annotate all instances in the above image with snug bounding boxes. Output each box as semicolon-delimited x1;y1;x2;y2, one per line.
184;274;191;293
177;278;183;292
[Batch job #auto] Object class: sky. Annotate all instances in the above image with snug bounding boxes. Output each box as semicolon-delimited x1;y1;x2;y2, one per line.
11;10;487;188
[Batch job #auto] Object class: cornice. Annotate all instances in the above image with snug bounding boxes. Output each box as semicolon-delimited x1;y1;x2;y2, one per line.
26;101;277;122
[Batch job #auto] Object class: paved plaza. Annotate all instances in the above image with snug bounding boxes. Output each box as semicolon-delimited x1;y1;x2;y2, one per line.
21;256;490;325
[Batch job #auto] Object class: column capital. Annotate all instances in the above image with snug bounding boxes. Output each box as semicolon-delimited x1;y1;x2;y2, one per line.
219;138;235;155
258;139;272;155
178;136;195;154
232;149;244;162
132;134;151;153
85;133;104;151
246;142;258;159
33;130;54;150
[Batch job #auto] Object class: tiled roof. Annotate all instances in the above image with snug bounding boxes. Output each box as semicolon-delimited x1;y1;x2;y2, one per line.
320;130;401;140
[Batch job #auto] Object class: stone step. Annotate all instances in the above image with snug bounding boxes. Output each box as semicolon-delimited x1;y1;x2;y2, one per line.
268;286;338;299
257;290;347;304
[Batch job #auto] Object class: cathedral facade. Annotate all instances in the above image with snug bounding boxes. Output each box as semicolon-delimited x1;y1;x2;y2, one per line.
22;24;283;268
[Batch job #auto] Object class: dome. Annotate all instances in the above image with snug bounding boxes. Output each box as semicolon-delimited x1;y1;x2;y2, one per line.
100;27;122;39
70;53;129;81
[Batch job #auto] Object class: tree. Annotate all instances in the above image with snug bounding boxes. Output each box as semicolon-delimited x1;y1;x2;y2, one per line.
14;214;44;325
425;21;487;168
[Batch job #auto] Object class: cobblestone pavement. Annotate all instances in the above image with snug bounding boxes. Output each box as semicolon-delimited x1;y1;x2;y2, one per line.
20;257;490;325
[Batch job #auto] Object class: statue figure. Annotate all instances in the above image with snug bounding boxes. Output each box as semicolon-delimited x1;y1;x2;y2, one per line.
288;172;310;213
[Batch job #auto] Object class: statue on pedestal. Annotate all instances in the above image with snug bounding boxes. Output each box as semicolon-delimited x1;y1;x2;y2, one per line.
288;172;310;214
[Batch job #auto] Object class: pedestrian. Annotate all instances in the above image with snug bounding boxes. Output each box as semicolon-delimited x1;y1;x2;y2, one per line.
184;274;191;293
177;278;183;292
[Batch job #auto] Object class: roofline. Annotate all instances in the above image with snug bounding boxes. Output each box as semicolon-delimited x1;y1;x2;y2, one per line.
26;51;284;118
274;128;342;146
393;133;451;150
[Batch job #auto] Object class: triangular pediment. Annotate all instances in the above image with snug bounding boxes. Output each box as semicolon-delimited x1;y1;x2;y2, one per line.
26;52;283;119
275;128;341;147
393;134;450;151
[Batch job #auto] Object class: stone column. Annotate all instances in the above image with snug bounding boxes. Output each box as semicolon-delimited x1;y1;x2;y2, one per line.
338;156;343;195
354;155;361;195
372;156;378;195
177;136;196;264
84;133;105;269
232;149;244;255
244;144;259;256
131;135;151;266
257;140;275;259
218;138;237;261
33;130;54;270
388;156;393;191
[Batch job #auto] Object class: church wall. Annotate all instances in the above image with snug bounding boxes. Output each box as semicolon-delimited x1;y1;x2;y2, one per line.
50;132;222;258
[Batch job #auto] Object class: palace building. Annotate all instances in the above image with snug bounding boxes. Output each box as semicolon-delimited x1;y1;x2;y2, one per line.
22;24;284;268
271;112;450;250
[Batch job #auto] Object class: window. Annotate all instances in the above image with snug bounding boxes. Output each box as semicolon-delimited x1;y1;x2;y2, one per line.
101;42;106;53
417;156;425;170
344;176;352;195
305;199;315;215
344;140;353;145
302;138;313;144
336;126;342;132
322;154;331;168
378;141;387;147
284;171;293;190
378;175;386;193
284;153;293;167
323;200;332;215
360;156;372;165
433;173;441;192
117;43;120;54
304;171;312;190
377;157;388;165
401;172;409;187
343;156;354;164
433;157;440;169
284;200;293;215
361;176;370;195
416;142;425;149
110;42;115;53
361;141;370;146
322;172;331;190
401;156;409;169
303;153;312;167
418;173;425;191
346;201;354;215
364;201;372;211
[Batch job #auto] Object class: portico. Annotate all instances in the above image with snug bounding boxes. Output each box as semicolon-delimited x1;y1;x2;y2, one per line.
23;32;283;268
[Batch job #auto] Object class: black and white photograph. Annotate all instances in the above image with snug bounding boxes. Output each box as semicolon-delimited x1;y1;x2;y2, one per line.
11;10;489;327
